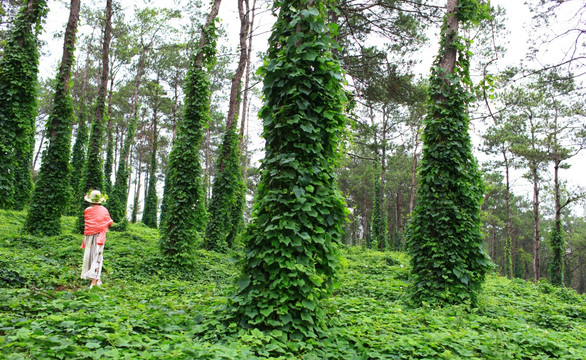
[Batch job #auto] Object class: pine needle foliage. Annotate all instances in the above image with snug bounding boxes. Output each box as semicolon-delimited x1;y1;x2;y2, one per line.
108;117;136;224
0;0;47;210
159;26;217;266
204;125;245;252
228;0;348;338
67;107;89;216
371;174;386;250
406;0;491;306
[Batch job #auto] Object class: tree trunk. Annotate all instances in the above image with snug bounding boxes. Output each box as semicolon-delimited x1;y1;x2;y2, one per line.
531;162;540;283
380;114;386;251
240;0;256;183
32;126;45;170
194;0;222;67
219;0;249;170
438;0;459;83
409;125;419;215
172;70;180;141
131;156;142;223
503;150;513;278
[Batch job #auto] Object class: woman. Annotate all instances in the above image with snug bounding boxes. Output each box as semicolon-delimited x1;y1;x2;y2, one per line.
81;189;113;288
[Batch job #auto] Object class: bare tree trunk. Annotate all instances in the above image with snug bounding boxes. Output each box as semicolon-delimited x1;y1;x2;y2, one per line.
438;0;459;82
90;0;112;149
216;0;249;174
240;0;256;183
32;125;45;170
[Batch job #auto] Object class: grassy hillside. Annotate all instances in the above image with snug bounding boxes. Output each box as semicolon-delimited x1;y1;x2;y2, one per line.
1;209;585;359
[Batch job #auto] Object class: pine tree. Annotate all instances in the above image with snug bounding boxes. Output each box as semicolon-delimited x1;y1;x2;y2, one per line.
406;0;491;306
0;0;47;209
229;0;348;337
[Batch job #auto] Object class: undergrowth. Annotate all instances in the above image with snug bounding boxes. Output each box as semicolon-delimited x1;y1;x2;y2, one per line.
0;209;584;359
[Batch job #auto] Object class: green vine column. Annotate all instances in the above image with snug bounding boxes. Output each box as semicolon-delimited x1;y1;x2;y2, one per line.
142;143;158;229
0;0;47;209
67;106;89;215
204;0;248;253
159;17;219;266
24;0;81;236
204;125;244;252
229;0;348;337
74;0;113;233
108;117;136;225
371;174;386;250
406;0;491;306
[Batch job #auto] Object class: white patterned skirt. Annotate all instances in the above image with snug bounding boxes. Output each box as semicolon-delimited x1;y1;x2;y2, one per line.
81;234;105;280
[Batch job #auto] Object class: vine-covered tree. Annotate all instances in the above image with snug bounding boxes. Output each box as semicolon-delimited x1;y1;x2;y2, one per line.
159;0;221;266
107;116;136;224
204;0;249;252
229;0;348;337
24;0;81;236
406;0;491;306
371;173;386;249
67;56;90;216
0;0;47;210
75;0;113;232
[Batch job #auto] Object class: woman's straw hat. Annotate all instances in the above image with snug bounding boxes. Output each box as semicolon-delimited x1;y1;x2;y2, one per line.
84;189;107;204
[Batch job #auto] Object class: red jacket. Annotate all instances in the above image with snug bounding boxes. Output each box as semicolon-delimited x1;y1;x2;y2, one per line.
81;205;113;248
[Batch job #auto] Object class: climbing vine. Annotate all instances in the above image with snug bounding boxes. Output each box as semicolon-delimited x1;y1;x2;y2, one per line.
103;126;114;195
108;116;136;225
159;21;218;266
204;124;244;252
548;221;564;286
406;0;491;306
371;174;386;250
228;0;348;338
24;0;80;236
24;83;76;235
142;150;158;229
0;0;47;210
74;0;113;233
68;107;89;215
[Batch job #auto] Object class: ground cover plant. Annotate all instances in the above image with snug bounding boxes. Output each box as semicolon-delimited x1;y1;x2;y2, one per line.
0;210;585;359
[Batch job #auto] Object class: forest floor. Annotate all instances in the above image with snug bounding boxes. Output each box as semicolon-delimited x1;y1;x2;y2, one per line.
0;209;585;359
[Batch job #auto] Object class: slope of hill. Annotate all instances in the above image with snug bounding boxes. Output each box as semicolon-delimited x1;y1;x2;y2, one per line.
1;209;584;359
